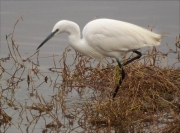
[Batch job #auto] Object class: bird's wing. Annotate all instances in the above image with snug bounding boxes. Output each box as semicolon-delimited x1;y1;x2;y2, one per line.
83;19;160;53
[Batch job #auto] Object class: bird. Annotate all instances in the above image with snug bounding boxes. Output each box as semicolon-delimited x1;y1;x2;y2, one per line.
37;18;162;99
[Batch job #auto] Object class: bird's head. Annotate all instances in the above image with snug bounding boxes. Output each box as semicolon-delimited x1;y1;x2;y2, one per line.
37;20;69;50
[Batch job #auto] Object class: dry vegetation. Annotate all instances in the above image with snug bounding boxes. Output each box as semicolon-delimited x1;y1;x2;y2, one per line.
0;17;180;133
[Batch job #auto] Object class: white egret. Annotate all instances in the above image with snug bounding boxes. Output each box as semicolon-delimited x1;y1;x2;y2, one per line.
37;18;161;98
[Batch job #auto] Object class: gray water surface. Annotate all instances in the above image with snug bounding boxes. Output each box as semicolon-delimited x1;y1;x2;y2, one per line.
1;1;179;133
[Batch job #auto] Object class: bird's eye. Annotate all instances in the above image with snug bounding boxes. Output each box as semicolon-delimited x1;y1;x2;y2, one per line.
55;29;59;32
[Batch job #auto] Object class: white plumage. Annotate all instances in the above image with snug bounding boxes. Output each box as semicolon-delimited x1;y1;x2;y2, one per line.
82;19;161;60
37;18;161;60
37;18;162;98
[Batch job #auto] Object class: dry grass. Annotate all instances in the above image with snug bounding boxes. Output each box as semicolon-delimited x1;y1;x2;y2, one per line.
61;46;180;133
0;17;180;133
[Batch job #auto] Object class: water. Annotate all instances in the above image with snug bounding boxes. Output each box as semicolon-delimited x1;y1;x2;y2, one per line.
1;1;179;133
1;1;179;57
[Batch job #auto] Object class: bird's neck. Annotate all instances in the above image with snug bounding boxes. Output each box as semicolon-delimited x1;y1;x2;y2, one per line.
67;22;83;53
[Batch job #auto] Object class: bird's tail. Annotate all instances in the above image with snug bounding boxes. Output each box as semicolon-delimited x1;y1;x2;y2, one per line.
151;33;162;46
154;34;162;45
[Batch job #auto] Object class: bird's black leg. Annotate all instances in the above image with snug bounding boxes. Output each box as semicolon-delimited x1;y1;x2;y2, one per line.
112;51;141;99
123;50;142;66
113;59;125;99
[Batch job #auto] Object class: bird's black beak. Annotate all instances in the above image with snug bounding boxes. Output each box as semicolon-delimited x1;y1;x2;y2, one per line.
37;29;59;50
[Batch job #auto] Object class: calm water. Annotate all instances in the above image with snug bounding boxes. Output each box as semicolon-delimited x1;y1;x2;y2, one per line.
1;1;179;133
1;1;179;57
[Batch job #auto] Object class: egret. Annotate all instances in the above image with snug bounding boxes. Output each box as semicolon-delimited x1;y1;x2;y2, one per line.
37;18;161;98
